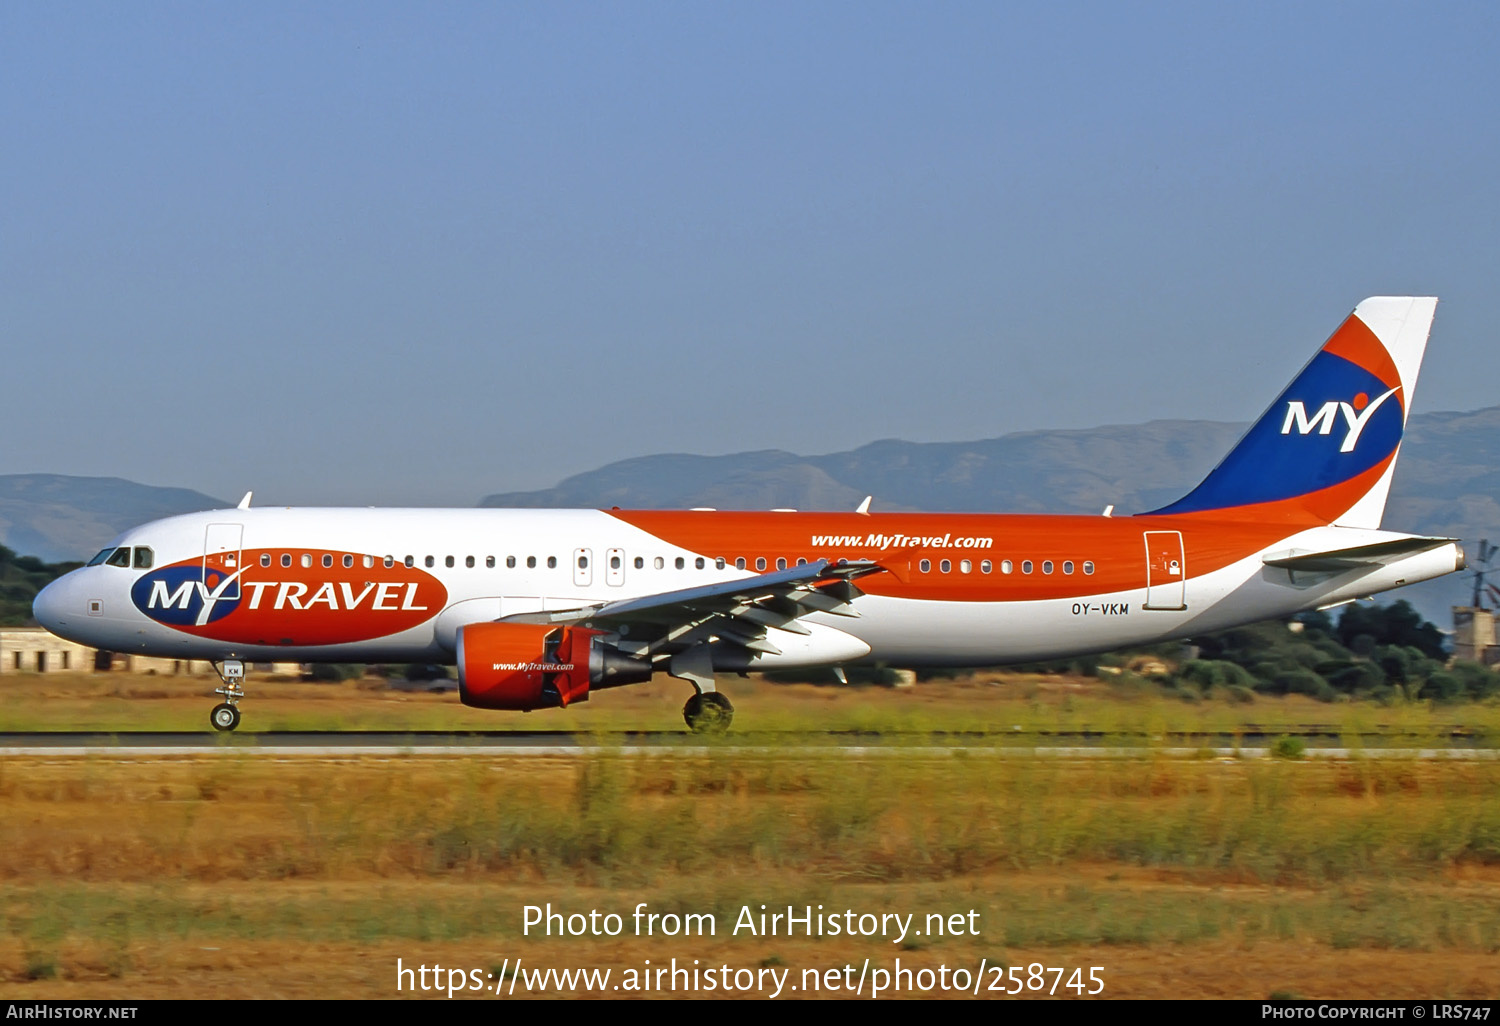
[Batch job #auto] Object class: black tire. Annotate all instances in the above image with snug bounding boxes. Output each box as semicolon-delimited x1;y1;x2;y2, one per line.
210;703;241;732
683;691;733;733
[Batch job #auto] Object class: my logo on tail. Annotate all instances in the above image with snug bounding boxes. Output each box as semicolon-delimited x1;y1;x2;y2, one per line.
1280;385;1401;453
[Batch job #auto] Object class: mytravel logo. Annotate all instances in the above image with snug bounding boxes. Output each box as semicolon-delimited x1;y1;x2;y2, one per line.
129;550;448;646
1280;386;1401;454
131;563;246;627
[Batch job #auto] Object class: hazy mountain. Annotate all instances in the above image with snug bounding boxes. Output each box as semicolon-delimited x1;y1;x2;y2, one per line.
0;475;227;563
480;421;1251;515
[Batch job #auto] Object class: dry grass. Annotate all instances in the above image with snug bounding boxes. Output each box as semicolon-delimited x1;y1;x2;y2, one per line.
4;672;1500;998
1;748;1500;997
3;669;1499;737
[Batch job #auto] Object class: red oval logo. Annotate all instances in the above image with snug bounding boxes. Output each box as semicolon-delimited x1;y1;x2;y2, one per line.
140;549;448;646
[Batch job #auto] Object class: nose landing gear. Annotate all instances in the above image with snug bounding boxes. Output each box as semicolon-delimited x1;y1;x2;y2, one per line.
209;659;246;732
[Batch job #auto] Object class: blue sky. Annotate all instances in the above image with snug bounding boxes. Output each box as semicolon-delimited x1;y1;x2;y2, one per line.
3;3;1497;505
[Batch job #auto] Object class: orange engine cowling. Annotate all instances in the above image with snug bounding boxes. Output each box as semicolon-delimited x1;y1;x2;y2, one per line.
456;621;651;710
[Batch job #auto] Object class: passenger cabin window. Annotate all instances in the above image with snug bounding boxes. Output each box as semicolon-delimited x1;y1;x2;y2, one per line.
362;555;374;568
920;559;931;573
610;555;622;570
960;559;971;574
425;556;435;568
445;556;455;568
526;557;536;569
674;557;685;570
755;558;767;571
507;556;516;568
980;560;992;573
466;556;475;568
405;556;415;568
578;555;588;569
343;554;354;568
547;556;557;569
322;554;333;568
715;557;725;569
1042;560;1054;574
283;554;294;568
735;558;746;570
301;554;313;568
1022;560;1033;574
654;557;665;569
695;557;705;570
485;556;494;568
383;556;395;568
940;559;951;573
1062;561;1074;574
634;557;644;569
1083;561;1095;575
261;554;271;567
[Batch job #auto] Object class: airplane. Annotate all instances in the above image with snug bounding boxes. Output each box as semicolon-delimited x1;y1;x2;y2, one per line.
32;297;1465;733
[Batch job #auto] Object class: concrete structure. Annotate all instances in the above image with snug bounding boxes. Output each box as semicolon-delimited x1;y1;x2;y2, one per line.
0;627;97;673
0;627;302;676
1453;606;1498;666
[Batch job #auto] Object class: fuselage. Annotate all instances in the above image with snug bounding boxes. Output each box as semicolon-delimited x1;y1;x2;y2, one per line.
32;505;1464;668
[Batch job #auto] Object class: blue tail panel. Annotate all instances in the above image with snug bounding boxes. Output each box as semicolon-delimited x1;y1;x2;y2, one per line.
1149;351;1403;516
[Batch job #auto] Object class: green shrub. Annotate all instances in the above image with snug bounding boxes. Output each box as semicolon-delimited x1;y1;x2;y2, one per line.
1325;662;1385;693
1178;660;1256;689
1271;735;1306;760
1224;684;1256;705
1270;668;1329;697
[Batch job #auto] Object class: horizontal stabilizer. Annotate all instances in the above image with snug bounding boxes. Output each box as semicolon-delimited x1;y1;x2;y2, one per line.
1263;536;1458;573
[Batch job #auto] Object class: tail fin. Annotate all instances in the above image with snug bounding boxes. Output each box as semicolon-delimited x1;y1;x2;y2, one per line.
1146;297;1437;527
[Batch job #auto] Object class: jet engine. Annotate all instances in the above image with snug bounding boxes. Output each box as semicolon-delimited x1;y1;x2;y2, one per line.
456;622;652;710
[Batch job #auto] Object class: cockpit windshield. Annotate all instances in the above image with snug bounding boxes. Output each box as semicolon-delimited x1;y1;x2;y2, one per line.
88;546;154;568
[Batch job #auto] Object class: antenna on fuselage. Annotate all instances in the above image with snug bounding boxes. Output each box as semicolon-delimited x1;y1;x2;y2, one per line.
237;491;253;510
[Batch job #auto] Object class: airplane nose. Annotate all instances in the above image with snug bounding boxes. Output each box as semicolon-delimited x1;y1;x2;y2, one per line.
33;577;71;633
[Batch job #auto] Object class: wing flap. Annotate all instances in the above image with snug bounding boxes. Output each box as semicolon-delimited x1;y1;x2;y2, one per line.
512;558;885;660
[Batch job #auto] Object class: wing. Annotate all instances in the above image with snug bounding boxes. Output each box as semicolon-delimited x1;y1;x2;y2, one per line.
498;558;884;663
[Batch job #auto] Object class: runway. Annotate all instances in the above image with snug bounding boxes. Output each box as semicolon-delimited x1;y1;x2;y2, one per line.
0;730;1495;759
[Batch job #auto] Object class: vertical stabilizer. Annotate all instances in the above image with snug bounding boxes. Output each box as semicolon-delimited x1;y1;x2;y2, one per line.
1146;297;1437;527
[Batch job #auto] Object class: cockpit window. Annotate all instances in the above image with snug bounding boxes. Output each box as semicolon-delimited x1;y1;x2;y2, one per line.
105;548;131;568
88;549;115;566
133;547;153;569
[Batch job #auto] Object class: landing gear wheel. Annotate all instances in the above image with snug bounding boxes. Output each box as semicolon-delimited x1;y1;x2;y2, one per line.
683;692;733;733
210;702;241;732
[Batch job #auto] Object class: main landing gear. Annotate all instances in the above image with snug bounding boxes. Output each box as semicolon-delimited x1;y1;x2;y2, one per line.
671;645;733;733
209;659;246;732
683;691;733;734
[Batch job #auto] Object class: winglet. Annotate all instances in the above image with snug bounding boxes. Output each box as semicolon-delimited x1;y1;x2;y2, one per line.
237;491;253;510
856;496;872;515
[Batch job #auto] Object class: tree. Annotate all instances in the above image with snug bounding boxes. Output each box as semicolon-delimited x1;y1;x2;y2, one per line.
1336;601;1445;660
